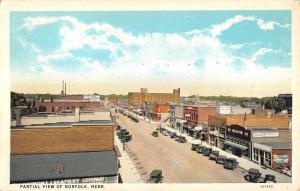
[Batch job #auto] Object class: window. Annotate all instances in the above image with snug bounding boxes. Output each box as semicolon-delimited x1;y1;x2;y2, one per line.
57;165;65;173
253;148;259;162
265;152;271;167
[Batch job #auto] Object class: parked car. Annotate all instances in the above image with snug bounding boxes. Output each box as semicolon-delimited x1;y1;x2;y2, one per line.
177;136;187;143
202;147;212;156
224;158;239;170
152;131;159;137
246;168;261;183
166;130;172;136
262;174;276;183
148;170;163;183
196;146;206;153
191;144;200;151
162;131;168;136
118;131;129;139
122;134;132;142
216;155;227;164
117;129;128;137
209;150;220;160
170;132;177;138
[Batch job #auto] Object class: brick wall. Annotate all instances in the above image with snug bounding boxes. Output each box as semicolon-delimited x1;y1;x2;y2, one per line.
36;101;102;112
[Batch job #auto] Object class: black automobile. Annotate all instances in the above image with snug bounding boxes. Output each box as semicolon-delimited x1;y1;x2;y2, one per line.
191;144;200;151
122;134;132;142
216;155;227;164
246;168;261;183
202;147;212;156
224;158;239;170
170;132;177;138
166;130;172;136
117;129;128;137
148;170;163;183
209;150;220;160
262;174;276;183
196;146;206;153
118;131;129;139
177;136;187;143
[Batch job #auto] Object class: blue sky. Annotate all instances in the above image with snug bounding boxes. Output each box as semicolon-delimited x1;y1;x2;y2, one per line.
10;11;291;96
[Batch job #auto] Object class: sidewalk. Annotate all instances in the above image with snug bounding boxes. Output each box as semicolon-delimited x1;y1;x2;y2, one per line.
114;134;144;183
160;122;292;183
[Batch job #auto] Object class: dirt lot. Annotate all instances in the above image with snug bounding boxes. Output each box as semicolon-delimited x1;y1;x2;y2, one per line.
115;112;248;183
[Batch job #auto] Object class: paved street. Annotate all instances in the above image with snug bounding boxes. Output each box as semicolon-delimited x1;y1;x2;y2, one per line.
115;111;248;183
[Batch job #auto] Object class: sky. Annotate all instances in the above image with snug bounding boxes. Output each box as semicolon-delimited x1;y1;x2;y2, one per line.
10;11;291;97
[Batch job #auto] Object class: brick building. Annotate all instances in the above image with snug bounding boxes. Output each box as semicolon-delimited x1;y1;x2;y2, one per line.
183;106;217;127
128;88;180;106
10;120;118;183
151;103;169;121
35;94;103;112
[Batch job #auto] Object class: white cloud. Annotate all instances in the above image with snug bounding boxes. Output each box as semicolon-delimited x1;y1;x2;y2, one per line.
18;15;291;96
210;15;290;37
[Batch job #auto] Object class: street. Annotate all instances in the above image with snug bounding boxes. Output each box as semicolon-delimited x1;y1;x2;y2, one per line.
115;111;248;183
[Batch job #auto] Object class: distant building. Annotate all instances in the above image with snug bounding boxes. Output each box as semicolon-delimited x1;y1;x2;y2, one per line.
35;94;104;113
128;88;180;106
183;106;217;127
10;120;118;183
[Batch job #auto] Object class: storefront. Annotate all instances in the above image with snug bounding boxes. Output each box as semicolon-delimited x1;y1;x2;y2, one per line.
225;125;251;159
252;142;291;169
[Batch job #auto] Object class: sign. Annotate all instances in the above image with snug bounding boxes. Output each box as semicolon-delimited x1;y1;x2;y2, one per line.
273;154;288;164
84;95;100;101
185;114;191;117
219;106;231;115
252;131;279;138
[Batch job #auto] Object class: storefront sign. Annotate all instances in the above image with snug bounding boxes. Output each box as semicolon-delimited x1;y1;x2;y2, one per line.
84;95;100;101
273;154;288;164
219;106;231;115
252;131;279;138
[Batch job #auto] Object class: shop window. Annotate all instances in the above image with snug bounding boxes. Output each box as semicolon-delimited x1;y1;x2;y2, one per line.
253;148;259;162
265;152;271;167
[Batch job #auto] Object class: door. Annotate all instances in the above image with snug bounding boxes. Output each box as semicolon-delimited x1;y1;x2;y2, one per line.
260;150;264;166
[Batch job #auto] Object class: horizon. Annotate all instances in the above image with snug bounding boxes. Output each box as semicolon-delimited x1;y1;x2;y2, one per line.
11;11;291;97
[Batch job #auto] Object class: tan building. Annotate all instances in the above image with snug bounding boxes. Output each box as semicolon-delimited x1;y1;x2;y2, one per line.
128;88;180;106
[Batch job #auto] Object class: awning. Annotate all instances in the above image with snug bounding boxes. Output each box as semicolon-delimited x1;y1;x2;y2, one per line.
224;140;248;151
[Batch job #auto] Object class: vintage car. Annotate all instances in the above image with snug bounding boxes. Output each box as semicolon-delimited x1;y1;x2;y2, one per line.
202;147;212;156
170;132;177;138
196;146;206;153
216;155;227;164
152;131;159;137
117;129;128;137
191;144;200;151
224;158;239;170
209;150;220;160
148;169;163;183
118;131;129;139
246;168;261;183
121;134;132;142
262;174;276;183
177;136;187;143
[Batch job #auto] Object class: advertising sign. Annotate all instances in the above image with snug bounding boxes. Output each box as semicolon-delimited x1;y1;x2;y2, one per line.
84;95;100;101
252;131;279;138
273;154;289;164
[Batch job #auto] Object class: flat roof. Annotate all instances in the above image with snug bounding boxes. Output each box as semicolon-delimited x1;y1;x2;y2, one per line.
11;151;118;183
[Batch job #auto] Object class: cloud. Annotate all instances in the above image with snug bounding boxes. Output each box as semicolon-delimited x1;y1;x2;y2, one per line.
210;15;290;37
16;15;291;96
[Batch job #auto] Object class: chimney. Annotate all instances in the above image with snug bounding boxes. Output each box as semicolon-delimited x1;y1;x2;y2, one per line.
62;80;64;95
64;82;67;95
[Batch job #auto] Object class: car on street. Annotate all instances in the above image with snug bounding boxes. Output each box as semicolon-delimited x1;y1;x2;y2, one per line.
177;136;187;143
191;144;200;151
216;155;227;164
148;169;163;183
152;131;159;137
224;158;239;170
202;147;212;156
162;131;168;136
209;150;220;160
245;168;261;183
196;146;206;153
170;132;177;138
262;174;276;183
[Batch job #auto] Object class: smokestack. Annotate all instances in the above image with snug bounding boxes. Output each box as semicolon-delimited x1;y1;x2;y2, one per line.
65;82;67;95
62;80;64;95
